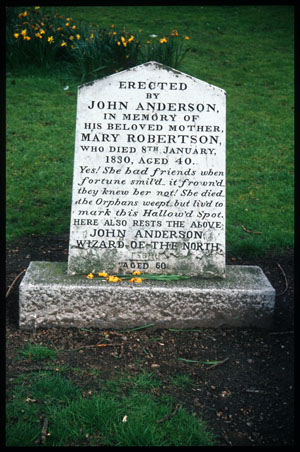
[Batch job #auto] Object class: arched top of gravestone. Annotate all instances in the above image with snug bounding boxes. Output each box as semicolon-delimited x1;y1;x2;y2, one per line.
78;61;226;97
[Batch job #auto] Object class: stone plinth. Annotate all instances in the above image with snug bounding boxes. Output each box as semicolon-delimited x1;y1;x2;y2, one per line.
19;261;275;329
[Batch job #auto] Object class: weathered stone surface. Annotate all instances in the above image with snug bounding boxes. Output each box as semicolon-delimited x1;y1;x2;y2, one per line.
68;62;226;277
19;262;275;329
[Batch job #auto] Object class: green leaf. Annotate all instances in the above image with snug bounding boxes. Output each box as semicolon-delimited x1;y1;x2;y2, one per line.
177;358;223;364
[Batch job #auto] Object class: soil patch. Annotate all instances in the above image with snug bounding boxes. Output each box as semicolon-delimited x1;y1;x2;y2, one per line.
6;234;294;446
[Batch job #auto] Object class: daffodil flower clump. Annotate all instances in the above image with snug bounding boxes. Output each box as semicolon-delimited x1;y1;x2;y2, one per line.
9;7;82;50
7;6;190;82
143;29;190;68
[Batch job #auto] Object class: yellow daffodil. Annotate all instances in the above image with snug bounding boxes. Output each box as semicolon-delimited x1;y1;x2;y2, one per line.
129;277;143;283
121;36;126;42
69;35;74;40
35;32;42;38
184;35;190;40
34;6;40;10
132;270;141;275
65;22;70;26
98;272;108;277
21;29;27;36
117;41;121;46
23;36;31;41
61;40;67;47
48;36;54;43
160;37;167;44
86;273;94;279
90;33;94;39
106;275;122;283
23;11;28;17
76;34;80;40
72;25;76;30
40;29;45;34
128;35;134;42
14;33;19;38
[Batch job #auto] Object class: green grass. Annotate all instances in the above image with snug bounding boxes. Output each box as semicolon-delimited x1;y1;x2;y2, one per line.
6;5;294;256
6;369;217;446
17;344;57;362
169;374;191;387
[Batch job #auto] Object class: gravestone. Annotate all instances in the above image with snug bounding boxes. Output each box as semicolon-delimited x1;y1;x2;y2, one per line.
67;61;226;278
19;62;275;329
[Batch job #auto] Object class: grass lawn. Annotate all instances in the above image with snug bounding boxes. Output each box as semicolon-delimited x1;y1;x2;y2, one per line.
6;345;217;446
6;5;294;256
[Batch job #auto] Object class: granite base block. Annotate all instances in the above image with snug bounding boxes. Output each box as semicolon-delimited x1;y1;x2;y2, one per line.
19;261;276;329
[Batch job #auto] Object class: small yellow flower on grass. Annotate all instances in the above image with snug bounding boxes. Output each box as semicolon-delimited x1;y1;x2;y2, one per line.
86;273;94;279
40;29;45;34
107;275;122;283
117;41;121;46
76;34;80;40
61;40;67;47
23;36;31;41
160;37;168;44
48;36;54;43
90;33;94;39
98;272;108;277
69;35;74;40
21;29;27;36
14;33;19;38
132;271;141;275
72;25;76;30
184;35;190;40
65;22;70;27
129;277;143;283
